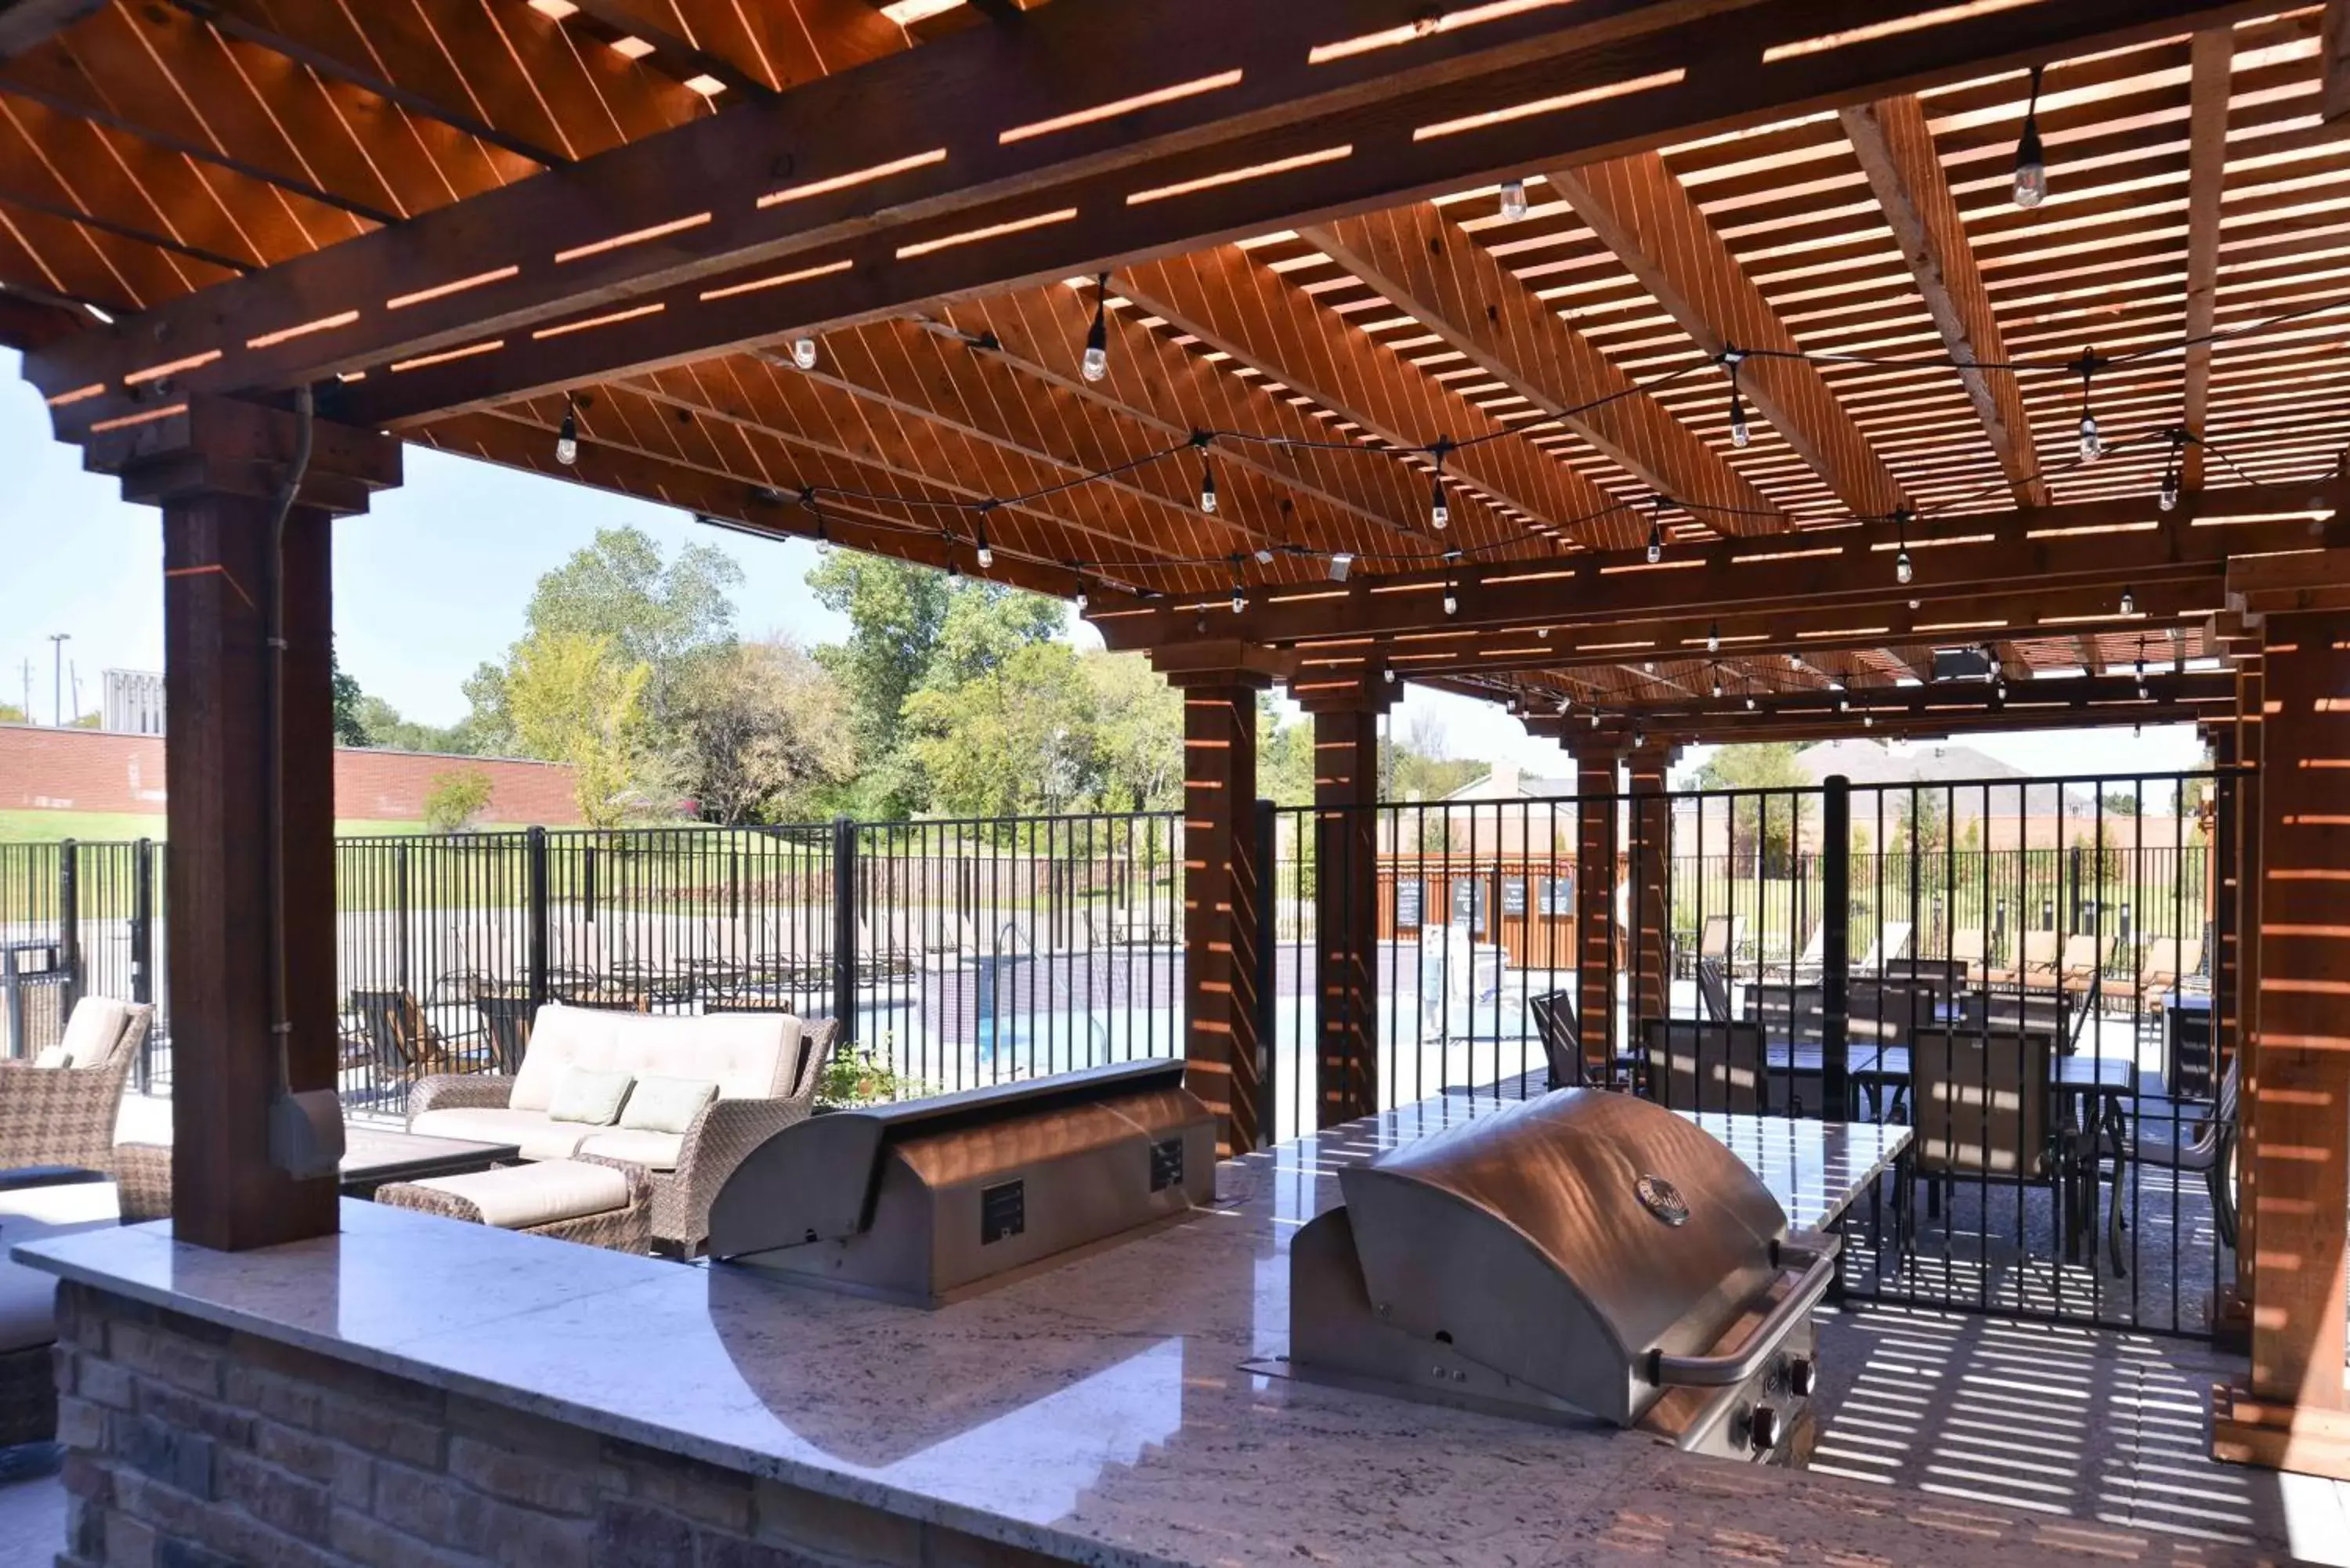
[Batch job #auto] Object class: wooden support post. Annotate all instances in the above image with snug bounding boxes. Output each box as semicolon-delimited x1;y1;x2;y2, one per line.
1626;742;1676;1036
1570;744;1620;1083
1171;670;1269;1155
2207;721;2251;1341
1300;674;1394;1128
2236;659;2266;1325
83;398;400;1251
2211;610;2350;1478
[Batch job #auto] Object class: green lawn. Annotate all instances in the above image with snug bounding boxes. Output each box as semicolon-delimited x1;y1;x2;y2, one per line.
0;811;533;843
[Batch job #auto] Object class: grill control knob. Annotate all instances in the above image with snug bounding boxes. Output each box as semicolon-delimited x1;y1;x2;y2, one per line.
1749;1404;1781;1454
1787;1357;1817;1398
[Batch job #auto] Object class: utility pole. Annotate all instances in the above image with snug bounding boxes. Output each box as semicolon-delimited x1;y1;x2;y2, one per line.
48;633;69;727
68;660;82;725
16;659;28;724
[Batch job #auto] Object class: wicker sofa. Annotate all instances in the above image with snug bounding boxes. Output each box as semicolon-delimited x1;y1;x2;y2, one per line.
0;997;152;1177
405;1003;832;1256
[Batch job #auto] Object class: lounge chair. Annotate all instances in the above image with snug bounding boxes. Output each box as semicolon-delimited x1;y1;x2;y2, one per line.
1990;929;2060;990
2058;934;2112;998
2135;937;2203;1006
0;996;152;1176
350;988;464;1077
1950;927;1988;987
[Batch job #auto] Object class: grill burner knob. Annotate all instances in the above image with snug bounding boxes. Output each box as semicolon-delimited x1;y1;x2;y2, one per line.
1749;1404;1781;1454
1788;1357;1817;1398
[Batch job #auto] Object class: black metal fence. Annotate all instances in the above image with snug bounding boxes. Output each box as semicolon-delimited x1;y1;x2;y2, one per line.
3;768;2233;1335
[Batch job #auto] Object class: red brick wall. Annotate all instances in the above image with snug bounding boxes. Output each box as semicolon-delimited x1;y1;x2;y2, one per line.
0;724;580;826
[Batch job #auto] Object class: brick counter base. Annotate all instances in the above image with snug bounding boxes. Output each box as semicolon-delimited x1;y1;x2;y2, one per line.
47;1281;1056;1568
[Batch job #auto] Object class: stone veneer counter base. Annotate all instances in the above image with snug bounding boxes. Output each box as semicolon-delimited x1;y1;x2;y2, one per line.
8;1100;2301;1566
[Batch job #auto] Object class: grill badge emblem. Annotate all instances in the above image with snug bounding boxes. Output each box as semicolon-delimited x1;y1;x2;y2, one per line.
1635;1174;1690;1227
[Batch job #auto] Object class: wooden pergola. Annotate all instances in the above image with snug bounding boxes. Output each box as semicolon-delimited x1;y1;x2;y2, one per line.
4;0;2347;1476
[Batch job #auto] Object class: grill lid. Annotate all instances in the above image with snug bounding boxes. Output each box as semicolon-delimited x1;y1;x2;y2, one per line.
1336;1089;1789;1424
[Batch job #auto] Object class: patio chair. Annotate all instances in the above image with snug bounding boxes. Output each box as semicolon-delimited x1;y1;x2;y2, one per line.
1856;920;1914;974
1527;989;1585;1089
2101;1057;2238;1252
1950;927;1988;987
1899;1028;2091;1259
1643;1017;1773;1115
0;996;152;1176
2058;934;2113;1001
350;988;462;1076
2135;937;2202;1007
1991;929;2060;990
1694;956;1732;1024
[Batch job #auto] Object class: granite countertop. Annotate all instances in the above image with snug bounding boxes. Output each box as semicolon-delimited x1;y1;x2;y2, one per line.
16;1093;2234;1568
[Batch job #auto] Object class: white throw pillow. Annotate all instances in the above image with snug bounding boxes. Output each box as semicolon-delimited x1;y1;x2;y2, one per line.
617;1075;718;1136
547;1066;634;1126
32;1046;70;1069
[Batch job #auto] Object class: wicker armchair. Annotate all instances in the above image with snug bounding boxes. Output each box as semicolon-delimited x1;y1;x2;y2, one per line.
406;1014;835;1258
0;997;151;1176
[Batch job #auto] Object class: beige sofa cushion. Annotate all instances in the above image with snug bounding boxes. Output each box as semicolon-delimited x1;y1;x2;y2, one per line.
617;1075;716;1135
548;1067;634;1125
59;998;132;1067
0;1183;122;1353
407;1159;631;1230
511;1005;797;1112
575;1129;685;1172
407;1107;594;1162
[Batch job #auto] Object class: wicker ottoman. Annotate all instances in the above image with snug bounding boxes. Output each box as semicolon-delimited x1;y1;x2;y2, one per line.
375;1154;650;1253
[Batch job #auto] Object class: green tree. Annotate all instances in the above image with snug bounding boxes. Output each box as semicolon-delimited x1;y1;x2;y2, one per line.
806;551;949;781
1260;708;1317;809
467;526;742;751
0;703;24;724
421;768;494;832
678;640;856;824
904;641;1097;818
2100;788;2143;816
505;630;663;828
1898;787;1949;856
331;644;367;747
1693;742;1813;875
1086;652;1184;811
349;694;478;755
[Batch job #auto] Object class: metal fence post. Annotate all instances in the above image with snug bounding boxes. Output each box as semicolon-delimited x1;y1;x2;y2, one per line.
394;841;413;995
1820;776;1851;1119
57;838;81;1010
130;839;155;1090
1253;797;1277;1148
526;827;550;1009
832;816;859;1050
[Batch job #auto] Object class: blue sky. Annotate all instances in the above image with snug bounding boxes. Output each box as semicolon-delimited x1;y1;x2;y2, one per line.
0;349;2204;782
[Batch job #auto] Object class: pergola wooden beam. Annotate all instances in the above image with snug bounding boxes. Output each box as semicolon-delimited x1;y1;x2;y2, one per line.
23;0;2276;433
1526;671;2236;742
2323;0;2348;125
1545;699;2225;749
2182;29;2234;490
0;0;99;60
1115;245;1620;550
1298;201;1784;533
1544;150;1908;520
1840;93;2048;508
1096;478;2350;649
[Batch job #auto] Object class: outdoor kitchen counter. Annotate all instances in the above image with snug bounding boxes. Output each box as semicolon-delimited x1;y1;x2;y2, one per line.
13;1097;2232;1568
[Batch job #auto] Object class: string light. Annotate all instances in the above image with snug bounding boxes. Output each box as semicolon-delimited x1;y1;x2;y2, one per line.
1082;272;1110;382
2076;346;2102;463
790;336;819;371
1710;666;1723;700
1073;576;1089;612
1646;497;1665;564
1745;694;1757;710
1195;431;1217;514
1723;348;1749;449
555;399;579;466
1893;506;1913;586
2120;584;2136;616
1498;177;1529;222
1707;622;1721;654
1442;581;1458;617
1556;693;1572;714
974;509;994;570
2158;428;2185;511
2013;64;2048;209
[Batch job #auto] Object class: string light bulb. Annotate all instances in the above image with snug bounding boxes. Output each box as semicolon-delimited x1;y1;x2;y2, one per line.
790;336;819;370
1081;272;1110;382
1707;622;1721;654
1893;507;1913;586
1745;694;1757;711
1723;349;1749;449
555;403;579;466
1429;439;1452;530
1710;668;1723;701
2158;428;2186;511
1646;499;1665;564
2120;585;2136;616
1557;693;1572;714
2013;64;2048;209
2076;347;2103;463
973;518;993;571
1443;582;1459;617
1200;462;1217;515
1498;177;1529;222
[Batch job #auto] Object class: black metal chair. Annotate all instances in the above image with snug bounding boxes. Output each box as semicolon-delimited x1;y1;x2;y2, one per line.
1528;989;1585;1090
1694;956;1732;1024
1897;1028;2088;1260
1642;1017;1771;1115
474;994;536;1075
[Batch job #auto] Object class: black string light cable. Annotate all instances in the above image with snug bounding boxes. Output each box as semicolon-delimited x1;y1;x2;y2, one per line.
606;290;2350;594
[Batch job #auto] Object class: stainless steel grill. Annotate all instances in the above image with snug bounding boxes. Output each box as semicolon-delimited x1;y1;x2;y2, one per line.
1283;1089;1835;1462
708;1060;1216;1307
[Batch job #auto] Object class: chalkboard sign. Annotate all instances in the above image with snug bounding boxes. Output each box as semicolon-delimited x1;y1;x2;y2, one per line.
1502;877;1528;916
1394;880;1423;927
1538;876;1574;916
1452;877;1486;929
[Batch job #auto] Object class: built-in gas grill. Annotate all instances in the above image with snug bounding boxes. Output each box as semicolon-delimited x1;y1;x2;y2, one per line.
1282;1089;1835;1462
707;1060;1216;1307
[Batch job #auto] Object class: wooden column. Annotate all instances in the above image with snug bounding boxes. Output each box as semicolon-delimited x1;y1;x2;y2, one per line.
1300;674;1395;1128
1626;742;1677;1033
1570;744;1620;1082
2235;654;2267;1324
85;399;400;1251
1166;666;1269;1155
2205;719;2251;1339
2212;609;2350;1478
